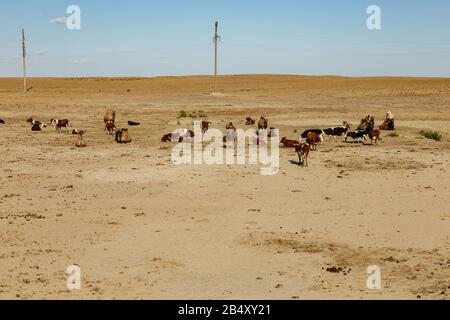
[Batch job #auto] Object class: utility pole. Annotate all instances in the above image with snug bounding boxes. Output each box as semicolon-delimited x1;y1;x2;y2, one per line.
213;21;220;93
21;28;27;92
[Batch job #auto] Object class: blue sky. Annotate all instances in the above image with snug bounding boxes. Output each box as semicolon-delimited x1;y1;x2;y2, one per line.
1;0;450;77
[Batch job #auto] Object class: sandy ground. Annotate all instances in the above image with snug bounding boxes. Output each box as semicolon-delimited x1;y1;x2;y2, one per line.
0;75;449;300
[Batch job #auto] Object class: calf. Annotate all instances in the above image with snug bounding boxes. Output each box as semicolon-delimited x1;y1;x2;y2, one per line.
306;132;323;151
367;129;382;145
51;119;70;133
295;143;310;167
280;137;300;148
301;129;324;139
345;130;367;143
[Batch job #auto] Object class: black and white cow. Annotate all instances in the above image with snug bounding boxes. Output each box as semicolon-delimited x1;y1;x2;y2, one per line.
301;129;324;139
323;122;351;137
345;130;367;142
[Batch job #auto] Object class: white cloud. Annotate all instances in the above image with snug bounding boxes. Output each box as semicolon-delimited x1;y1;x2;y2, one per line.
49;17;68;25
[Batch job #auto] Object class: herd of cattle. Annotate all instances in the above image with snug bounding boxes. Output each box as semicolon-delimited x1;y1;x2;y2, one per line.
159;112;396;167
0;111;396;167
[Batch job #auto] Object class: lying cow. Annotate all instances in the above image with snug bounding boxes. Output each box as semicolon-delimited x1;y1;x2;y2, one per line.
295;143;310;167
161;130;194;143
116;128;132;144
345;130;367;143
31;122;45;131
51;119;70;133
280;137;300;148
301;129;324;139
380;112;395;131
258;117;268;130
75;131;87;148
0;119;4;124
357;115;375;132
306;132;323;151
245;117;256;125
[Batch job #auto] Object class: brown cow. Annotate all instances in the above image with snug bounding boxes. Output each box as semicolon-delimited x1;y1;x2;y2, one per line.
295;143;310;167
306;132;323;151
367;129;382;145
161;133;173;142
105;121;116;135
104;110;116;124
51;119;70;133
201;121;211;133
104;111;116;133
280;137;300;148
258;117;268;130
75;131;87;148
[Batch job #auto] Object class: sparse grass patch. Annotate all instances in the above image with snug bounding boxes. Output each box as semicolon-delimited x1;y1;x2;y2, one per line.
387;131;399;138
178;110;207;119
178;110;188;119
419;130;442;141
188;110;208;118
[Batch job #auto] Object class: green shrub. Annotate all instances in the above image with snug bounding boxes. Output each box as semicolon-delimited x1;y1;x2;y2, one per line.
420;130;442;141
178;110;188;118
387;131;399;138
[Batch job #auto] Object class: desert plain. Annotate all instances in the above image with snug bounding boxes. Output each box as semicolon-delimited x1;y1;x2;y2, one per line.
0;75;449;300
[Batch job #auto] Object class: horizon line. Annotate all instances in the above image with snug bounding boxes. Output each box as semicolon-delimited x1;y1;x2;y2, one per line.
1;73;450;80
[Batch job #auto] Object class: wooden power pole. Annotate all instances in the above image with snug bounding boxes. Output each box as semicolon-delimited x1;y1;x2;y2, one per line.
21;28;27;92
213;21;220;93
